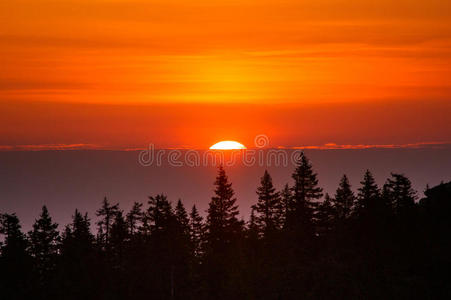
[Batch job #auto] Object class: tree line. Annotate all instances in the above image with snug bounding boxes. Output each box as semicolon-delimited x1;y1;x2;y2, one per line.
1;152;451;299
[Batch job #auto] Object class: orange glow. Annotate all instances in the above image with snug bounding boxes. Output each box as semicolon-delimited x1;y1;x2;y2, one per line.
210;141;247;150
1;1;451;148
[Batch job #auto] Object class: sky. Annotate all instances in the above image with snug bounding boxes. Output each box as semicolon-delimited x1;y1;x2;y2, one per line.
1;0;451;148
2;148;451;230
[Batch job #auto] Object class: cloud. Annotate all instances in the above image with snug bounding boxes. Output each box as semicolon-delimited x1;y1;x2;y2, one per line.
284;141;451;150
0;144;102;151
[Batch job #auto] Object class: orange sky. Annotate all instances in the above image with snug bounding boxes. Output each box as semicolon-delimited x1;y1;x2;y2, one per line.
1;0;451;148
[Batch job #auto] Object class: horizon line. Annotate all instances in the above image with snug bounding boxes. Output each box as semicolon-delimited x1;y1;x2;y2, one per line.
0;141;450;152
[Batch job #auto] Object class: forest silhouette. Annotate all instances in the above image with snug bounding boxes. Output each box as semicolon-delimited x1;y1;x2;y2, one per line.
1;152;450;299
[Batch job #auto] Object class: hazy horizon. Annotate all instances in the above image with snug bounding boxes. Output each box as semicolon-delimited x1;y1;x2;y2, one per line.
2;147;450;231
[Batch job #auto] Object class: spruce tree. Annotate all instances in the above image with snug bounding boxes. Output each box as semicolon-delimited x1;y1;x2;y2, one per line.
316;193;335;234
383;173;417;215
96;197;120;246
62;210;94;254
252;170;282;235
28;205;60;297
205;165;244;298
172;199;193;300
59;210;95;299
126;202;143;235
280;183;292;227
0;213;32;298
288;152;323;234
356;170;380;218
334;174;356;219
0;213;29;259
146;194;173;233
247;208;260;241
109;211;128;267
206;165;242;246
189;205;203;257
175;199;190;236
28;206;60;274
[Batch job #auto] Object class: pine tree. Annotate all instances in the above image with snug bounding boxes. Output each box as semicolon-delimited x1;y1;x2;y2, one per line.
205;165;244;298
288;152;323;234
252;170;282;235
171;200;193;300
383;173;416;215
62;210;94;253
189;205;204;257
0;213;29;259
247;208;260;241
96;197;120;246
28;206;60;296
28;206;60;272
59;210;95;299
0;213;32;298
356;170;380;218
126;202;143;235
110;211;128;266
146;194;173;233
280;183;292;227
316;193;335;234
206;165;243;246
175;199;190;236
334;174;356;219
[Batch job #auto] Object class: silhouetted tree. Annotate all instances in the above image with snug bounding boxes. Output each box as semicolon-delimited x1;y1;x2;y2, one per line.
206;165;243;245
334;174;355;219
0;213;32;299
0;213;29;259
244;207;261;298
316;193;335;235
420;181;451;224
58;210;96;300
61;210;94;255
105;211;129;298
355;170;380;218
189;205;204;258
126;202;143;235
175;199;190;236
171;200;194;299
247;208;260;241
96;197;120;247
280;183;292;227
288;152;323;236
28;206;60;270
145;194;173;233
28;206;60;298
354;170;395;261
384;173;416;215
3;166;451;299
252;170;282;236
110;211;128;259
204;165;245;299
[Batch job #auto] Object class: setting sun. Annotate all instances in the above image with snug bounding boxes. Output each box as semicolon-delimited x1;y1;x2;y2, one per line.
210;141;247;150
1;0;451;298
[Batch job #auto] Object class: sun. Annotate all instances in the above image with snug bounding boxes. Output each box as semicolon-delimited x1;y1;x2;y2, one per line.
210;141;247;150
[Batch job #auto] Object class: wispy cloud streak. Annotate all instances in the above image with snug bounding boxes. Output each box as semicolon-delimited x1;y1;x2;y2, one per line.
0;144;102;151
282;142;451;150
